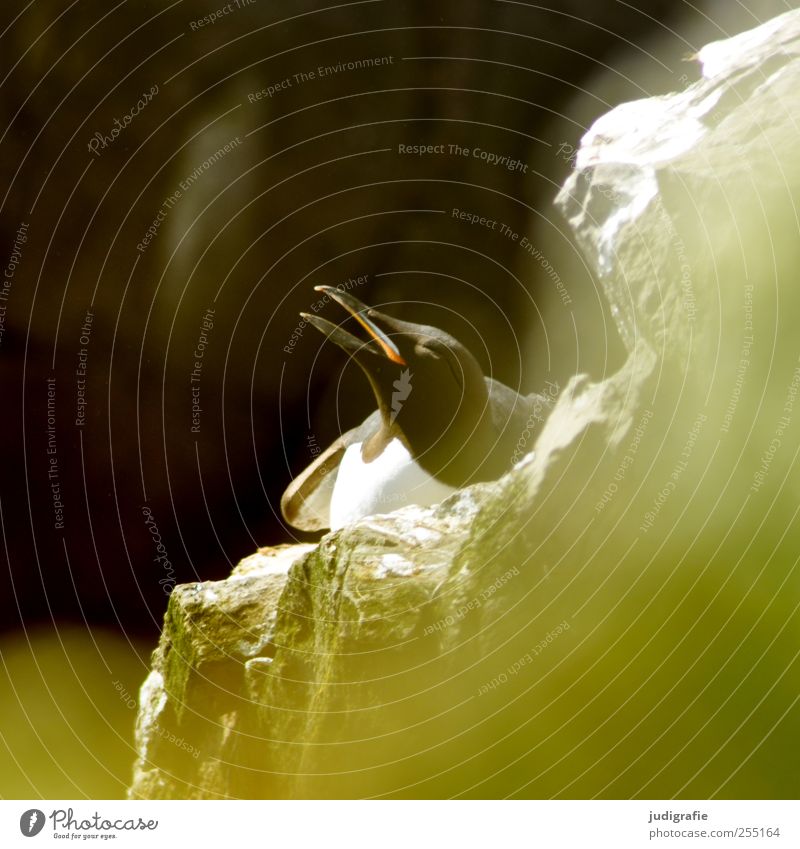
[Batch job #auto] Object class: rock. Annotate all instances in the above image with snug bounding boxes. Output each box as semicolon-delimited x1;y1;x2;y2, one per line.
130;10;800;799
129;545;308;798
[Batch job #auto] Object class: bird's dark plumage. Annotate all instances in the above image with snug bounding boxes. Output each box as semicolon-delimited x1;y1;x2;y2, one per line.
281;288;553;531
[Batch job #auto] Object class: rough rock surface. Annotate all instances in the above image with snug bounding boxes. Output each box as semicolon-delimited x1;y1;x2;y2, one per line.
130;11;800;799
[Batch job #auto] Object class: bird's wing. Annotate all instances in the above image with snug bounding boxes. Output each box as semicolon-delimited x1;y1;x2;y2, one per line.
481;378;556;475
280;409;383;531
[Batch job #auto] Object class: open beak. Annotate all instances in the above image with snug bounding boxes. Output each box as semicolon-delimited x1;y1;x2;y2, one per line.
300;312;376;360
310;285;407;365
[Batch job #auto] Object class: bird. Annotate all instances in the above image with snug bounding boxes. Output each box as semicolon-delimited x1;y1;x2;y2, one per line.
280;287;553;531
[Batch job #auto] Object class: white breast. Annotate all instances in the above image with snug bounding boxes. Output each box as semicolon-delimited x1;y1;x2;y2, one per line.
329;438;456;530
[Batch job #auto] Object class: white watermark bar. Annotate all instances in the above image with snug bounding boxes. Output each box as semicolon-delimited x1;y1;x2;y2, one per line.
0;800;796;847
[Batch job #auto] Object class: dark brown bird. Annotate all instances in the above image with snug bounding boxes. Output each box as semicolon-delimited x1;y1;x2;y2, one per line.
281;287;551;531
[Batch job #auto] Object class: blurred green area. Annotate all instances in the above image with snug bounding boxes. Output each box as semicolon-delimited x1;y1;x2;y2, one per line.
0;629;148;798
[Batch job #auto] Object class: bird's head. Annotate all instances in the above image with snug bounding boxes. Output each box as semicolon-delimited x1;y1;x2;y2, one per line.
301;286;488;432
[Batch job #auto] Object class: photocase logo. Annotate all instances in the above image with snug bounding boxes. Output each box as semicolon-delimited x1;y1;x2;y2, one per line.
19;809;45;837
390;369;413;422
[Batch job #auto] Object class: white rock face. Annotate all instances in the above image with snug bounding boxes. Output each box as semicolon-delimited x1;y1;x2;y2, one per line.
698;8;800;79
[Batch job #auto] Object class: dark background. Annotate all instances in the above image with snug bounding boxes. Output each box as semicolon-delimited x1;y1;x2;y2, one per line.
0;0;792;641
